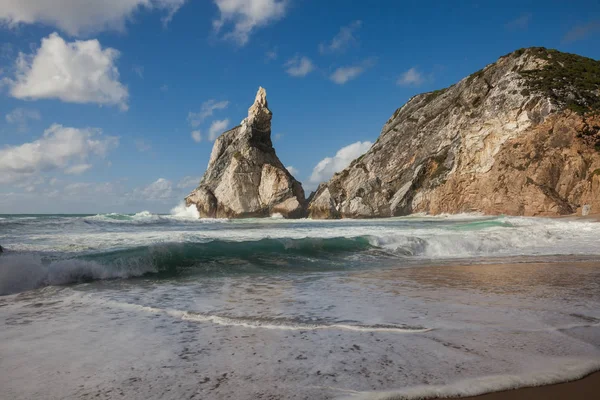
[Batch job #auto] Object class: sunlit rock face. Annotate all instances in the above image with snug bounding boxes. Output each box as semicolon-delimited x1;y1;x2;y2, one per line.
309;48;600;218
186;87;306;218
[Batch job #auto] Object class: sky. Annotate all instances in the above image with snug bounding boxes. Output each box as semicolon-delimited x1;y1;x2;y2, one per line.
0;0;599;214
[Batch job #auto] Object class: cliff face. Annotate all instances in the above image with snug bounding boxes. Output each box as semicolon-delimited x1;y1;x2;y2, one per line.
308;48;600;218
186;88;306;218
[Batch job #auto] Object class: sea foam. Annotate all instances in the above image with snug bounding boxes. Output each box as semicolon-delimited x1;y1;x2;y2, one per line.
344;360;600;399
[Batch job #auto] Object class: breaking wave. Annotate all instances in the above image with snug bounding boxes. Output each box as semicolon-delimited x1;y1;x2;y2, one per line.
3;214;600;295
0;237;375;295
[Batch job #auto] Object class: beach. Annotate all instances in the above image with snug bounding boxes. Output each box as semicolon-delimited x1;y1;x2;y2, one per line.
1;213;600;399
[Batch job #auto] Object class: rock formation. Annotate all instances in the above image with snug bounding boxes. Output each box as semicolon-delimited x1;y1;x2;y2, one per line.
186;87;306;218
308;47;600;218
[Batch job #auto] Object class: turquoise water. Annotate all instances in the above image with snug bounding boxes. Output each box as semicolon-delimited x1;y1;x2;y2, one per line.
1;212;600;399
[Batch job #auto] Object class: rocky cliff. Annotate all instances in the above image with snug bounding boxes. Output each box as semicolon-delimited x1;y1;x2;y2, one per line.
308;47;600;218
186;87;306;218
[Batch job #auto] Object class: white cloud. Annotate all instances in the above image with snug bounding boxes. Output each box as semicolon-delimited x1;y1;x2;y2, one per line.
397;67;424;86
64;163;92;175
191;130;202;143
285;55;315;77
0;0;187;36
208;119;230;141
64;182;93;193
5;107;41;132
8;33;129;110
310;141;372;184
0;124;118;184
319;20;362;54
286;166;299;176
213;0;288;45
330;59;375;85
177;176;201;189
188;99;229;127
137;178;174;200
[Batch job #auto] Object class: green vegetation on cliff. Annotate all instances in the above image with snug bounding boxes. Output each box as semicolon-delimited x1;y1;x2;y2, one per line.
517;47;600;114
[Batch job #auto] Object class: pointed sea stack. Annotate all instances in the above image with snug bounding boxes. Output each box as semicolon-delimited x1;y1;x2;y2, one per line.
186;87;306;218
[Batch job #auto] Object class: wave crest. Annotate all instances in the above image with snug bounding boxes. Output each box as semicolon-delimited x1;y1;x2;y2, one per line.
0;237;375;295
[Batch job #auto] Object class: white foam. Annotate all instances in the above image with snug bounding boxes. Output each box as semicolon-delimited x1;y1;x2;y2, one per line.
5;215;600;261
132;210;155;219
111;301;431;333
343;360;600;399
170;202;200;219
181;313;431;333
0;254;156;295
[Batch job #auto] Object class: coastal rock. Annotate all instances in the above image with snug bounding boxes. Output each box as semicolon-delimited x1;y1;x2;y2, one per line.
186;87;306;218
308;48;600;218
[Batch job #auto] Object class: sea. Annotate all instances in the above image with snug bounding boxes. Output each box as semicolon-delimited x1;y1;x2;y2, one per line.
1;206;600;399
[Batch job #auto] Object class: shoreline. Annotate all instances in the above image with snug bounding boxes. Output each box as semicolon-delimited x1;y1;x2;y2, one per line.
457;371;600;400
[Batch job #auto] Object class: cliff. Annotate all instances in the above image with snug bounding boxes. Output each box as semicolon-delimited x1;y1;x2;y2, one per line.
308;47;600;218
186;87;306;218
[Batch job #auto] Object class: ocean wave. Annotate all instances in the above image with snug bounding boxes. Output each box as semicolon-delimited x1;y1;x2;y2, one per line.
3;216;600;295
0;237;376;295
84;206;227;225
0;253;155;296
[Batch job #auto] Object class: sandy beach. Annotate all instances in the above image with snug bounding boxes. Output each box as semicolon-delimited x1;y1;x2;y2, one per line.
2;215;600;399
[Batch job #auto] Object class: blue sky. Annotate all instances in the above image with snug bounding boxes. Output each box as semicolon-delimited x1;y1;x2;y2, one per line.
1;0;599;213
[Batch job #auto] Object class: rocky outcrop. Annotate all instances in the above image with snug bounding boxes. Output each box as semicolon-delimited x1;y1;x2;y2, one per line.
186;87;306;218
309;47;600;218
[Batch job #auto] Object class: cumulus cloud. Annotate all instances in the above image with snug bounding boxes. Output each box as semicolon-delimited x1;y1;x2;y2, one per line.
319;20;362;54
8;33;129;109
397;67;424;86
0;124;119;184
330;59;375;85
285;55;315;77
191;130;202;143
188;99;229;127
0;0;187;36
208;119;230;141
213;0;288;45
286;166;299;176
5;108;41;132
310;141;372;184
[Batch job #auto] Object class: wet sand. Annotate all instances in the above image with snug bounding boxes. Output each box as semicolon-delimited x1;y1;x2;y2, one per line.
459;371;600;399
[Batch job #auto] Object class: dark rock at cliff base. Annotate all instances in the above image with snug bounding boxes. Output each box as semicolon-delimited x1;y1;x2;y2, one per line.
308;47;600;218
186;87;306;218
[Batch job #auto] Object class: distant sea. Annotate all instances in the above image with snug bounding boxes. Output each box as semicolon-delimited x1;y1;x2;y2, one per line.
1;208;600;399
